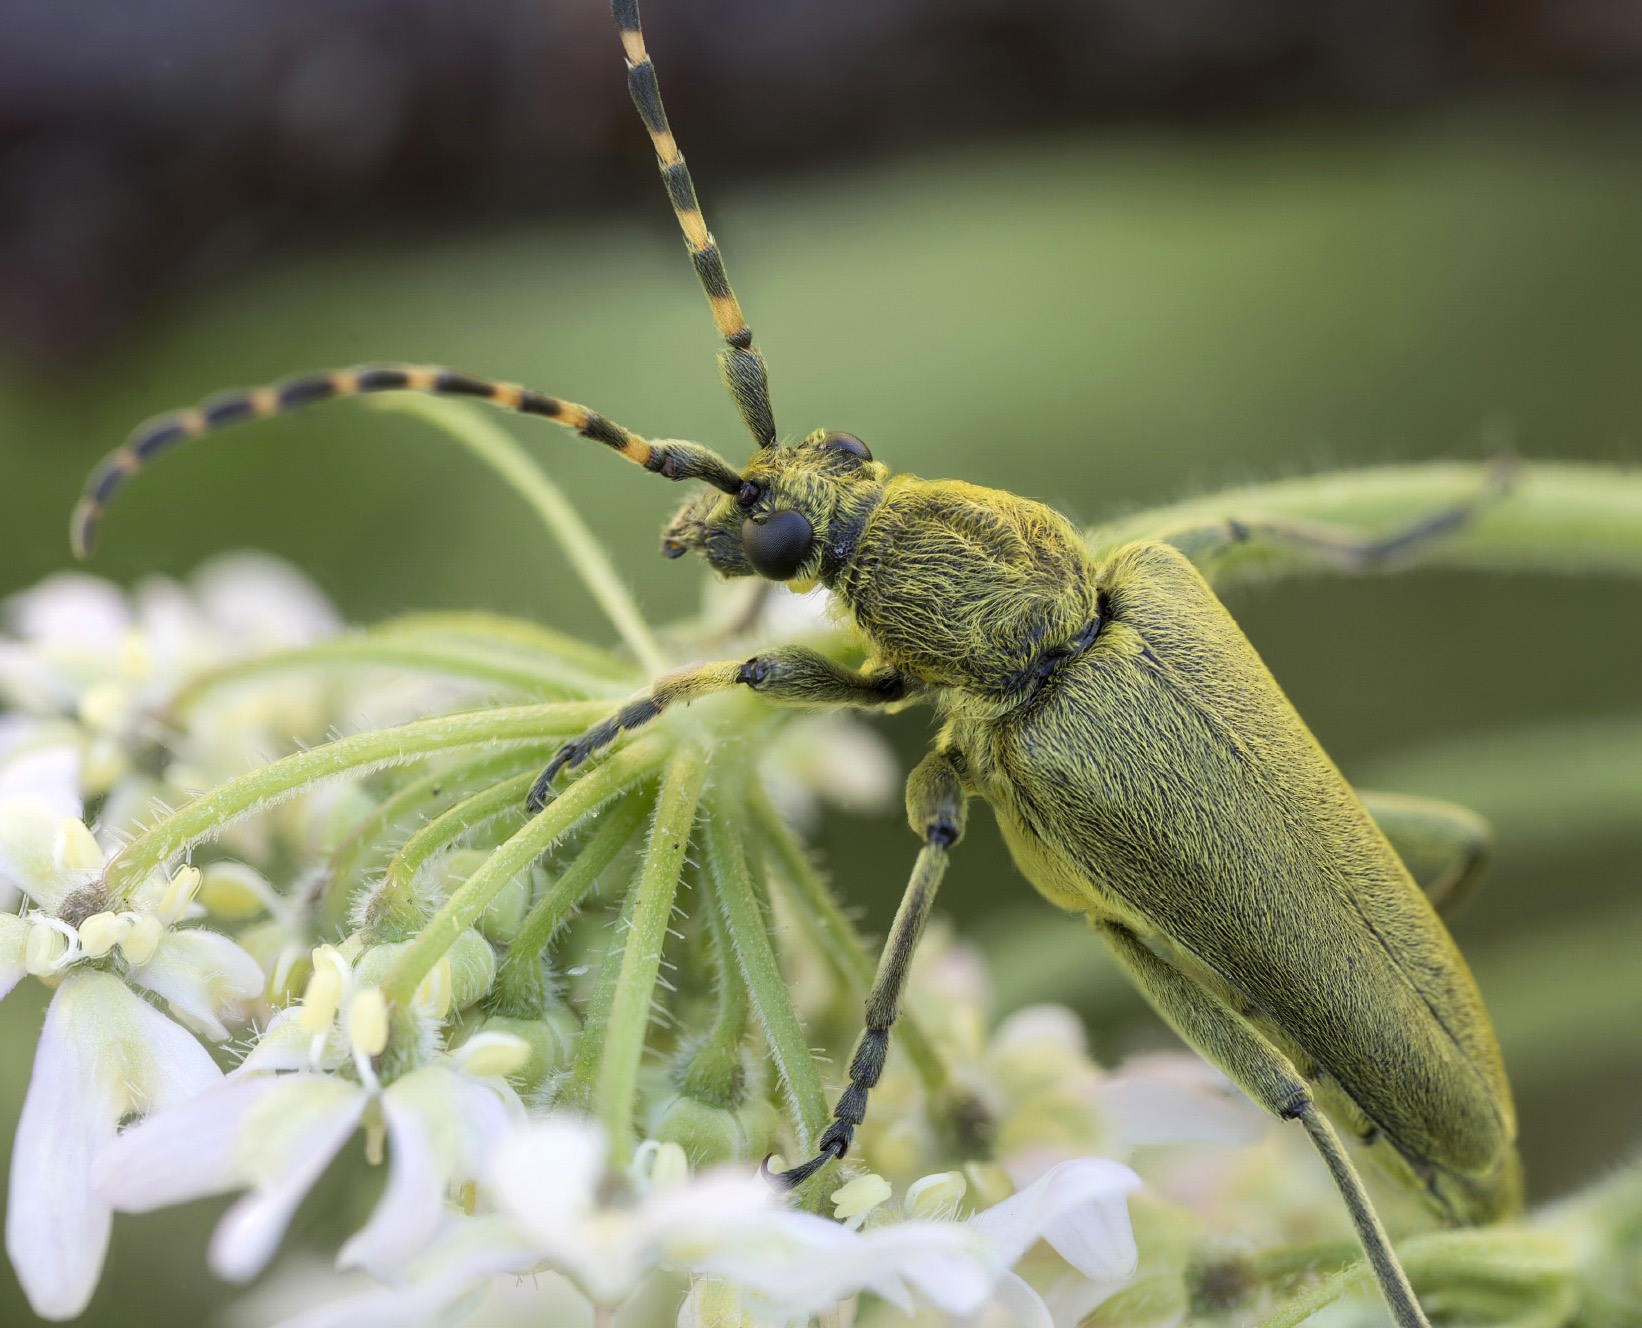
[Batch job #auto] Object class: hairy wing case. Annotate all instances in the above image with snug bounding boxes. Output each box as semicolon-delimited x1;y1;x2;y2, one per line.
986;541;1513;1178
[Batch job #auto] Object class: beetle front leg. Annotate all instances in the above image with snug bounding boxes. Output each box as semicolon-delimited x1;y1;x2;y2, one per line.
768;746;966;1188
1098;923;1433;1328
527;646;918;810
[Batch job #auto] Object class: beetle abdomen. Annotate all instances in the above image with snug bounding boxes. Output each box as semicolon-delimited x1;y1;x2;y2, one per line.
971;539;1519;1224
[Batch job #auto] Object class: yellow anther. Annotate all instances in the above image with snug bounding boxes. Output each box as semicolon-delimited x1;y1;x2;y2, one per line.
24;923;70;976
632;1138;692;1195
349;988;390;1058
830;1172;892;1228
904;1170;967;1219
452;1031;531;1080
77;911;127;958
298;961;343;1033
157;864;203;921
120;914;165;966
55;819;103;872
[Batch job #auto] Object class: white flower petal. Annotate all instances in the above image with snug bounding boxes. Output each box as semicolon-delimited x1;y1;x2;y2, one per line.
5;574;130;647
685;1208;992;1320
340;1065;518;1275
272;1217;539;1328
238;1007;326;1073
0;742;83;821
485;1115;604;1239
967;1158;1140;1284
129;927;265;1040
97;1075;284;1211
0;808;99;909
1097;1053;1266;1150
6;971;219;1319
988;1270;1055;1328
192;553;341;650
210;1076;367;1282
0;913;29;1000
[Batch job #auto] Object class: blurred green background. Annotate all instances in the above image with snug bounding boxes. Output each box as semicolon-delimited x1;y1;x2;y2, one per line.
2;105;1641;1325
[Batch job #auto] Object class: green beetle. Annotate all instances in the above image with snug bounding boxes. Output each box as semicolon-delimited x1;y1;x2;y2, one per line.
69;2;1516;1323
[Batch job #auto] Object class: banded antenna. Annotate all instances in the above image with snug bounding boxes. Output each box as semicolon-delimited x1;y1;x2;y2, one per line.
612;0;778;449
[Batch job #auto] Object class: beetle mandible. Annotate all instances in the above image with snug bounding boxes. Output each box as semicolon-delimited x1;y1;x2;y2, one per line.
70;2;1518;1324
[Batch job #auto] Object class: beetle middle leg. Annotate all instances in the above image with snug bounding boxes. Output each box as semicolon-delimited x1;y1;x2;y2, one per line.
1358;788;1494;920
527;646;917;809
1098;922;1433;1328
768;746;966;1188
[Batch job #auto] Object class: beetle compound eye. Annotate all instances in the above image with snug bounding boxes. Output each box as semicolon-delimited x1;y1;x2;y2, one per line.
741;509;813;580
821;432;871;462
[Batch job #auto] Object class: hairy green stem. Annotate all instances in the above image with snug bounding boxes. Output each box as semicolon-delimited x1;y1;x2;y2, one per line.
169;639;612;715
379;736;665;1008
704;795;828;1157
368;395;668;672
371;610;635;675
597;747;706;1165
748;786;945;1094
104;701;610;900
568;855;647;1113
316;746;552;935
678;867;754;1108
492;793;652;1016
369;770;538;940
1092;462;1642;585
1254;1261;1370;1328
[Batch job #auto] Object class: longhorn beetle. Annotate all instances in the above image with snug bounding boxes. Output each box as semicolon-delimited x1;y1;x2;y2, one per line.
72;2;1518;1324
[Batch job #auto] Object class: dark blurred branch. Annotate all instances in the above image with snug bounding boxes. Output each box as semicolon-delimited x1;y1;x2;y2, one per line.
3;0;1640;363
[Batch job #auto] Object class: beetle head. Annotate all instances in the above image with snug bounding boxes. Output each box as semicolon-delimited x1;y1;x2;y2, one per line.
662;429;887;583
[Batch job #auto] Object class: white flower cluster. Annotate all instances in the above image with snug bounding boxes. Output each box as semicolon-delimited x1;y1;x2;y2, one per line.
0;558;1167;1328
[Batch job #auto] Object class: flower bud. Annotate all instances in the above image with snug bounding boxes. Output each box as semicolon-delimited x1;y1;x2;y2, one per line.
77;911;127;959
445;928;497;1011
475;867;533;945
198;862;272;921
120;914;166;966
652;1095;748;1169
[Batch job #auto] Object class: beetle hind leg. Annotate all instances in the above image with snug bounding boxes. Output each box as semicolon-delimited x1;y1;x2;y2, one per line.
1357;788;1494;921
1098;923;1434;1328
767;747;966;1189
